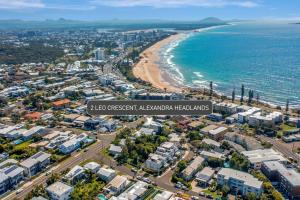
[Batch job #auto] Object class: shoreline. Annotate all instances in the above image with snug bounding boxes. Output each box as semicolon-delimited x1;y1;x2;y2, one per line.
133;33;186;93
133;25;229;93
133;25;300;109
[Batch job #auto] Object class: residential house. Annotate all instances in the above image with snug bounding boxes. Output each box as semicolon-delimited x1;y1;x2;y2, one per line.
46;181;73;200
153;191;174;200
202;138;222;152
105;175;128;195
97;167;116;183
84;162;101;173
195;167;215;187
200;150;225;160
52;99;71;110
201;125;227;141
64;165;85;184
181;156;204;181
109;144;122;157
25;112;42;121
145;153;166;172
20;151;51;177
117;181;148;200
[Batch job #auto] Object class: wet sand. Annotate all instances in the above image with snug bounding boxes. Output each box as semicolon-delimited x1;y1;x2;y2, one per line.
133;34;185;93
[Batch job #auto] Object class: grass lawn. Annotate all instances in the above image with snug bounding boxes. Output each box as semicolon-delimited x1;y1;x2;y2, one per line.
277;124;297;137
203;189;222;199
14;140;32;150
281;124;297;132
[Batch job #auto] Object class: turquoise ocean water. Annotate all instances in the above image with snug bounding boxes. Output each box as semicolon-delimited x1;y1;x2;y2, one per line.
166;22;300;106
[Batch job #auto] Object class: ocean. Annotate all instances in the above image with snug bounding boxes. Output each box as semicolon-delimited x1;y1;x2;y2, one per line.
166;22;300;106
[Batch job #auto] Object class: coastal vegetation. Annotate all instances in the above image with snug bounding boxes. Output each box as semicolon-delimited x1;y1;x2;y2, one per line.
0;43;64;64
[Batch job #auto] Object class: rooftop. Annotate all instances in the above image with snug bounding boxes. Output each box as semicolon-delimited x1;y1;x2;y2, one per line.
263;161;300;186
52;99;70;106
242;149;286;164
218;168;263;189
46;181;73;196
108;175;127;189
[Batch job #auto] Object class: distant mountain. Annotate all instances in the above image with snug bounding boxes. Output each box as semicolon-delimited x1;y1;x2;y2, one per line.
0;18;227;30
199;17;225;24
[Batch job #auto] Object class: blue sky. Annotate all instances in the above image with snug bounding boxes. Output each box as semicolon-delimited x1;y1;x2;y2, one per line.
0;0;300;21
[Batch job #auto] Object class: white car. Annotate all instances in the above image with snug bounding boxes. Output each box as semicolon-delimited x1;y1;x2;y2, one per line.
16;189;23;194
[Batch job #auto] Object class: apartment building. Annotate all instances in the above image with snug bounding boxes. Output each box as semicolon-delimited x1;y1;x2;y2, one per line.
217;168;263;196
261;161;300;200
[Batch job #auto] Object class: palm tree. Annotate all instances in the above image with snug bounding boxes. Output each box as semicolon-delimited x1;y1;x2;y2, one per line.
232;88;235;103
209;81;213;99
256;93;260;105
240;84;245;103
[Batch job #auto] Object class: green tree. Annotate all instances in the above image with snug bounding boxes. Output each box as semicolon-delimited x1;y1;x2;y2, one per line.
221;185;230;197
241;84;245;103
209;81;213;99
177;160;187;172
232;88;235;103
246;192;257;200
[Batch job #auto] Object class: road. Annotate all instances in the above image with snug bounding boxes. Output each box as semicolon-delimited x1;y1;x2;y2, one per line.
153;147;210;200
3;134;114;200
258;135;300;164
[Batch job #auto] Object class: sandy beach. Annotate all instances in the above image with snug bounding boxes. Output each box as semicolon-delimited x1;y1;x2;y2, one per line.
133;34;185;93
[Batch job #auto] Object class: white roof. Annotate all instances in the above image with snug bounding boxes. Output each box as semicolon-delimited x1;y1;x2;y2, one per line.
108;175;127;189
154;191;174;200
84;162;100;171
46;181;73;196
65;165;84;179
218;168;262;189
202;138;221;147
241;149;287;164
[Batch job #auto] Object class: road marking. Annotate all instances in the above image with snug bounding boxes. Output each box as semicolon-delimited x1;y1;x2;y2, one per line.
23;181;33;188
74;153;81;158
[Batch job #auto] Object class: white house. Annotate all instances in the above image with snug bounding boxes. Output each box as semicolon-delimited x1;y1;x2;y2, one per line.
46;181;73;200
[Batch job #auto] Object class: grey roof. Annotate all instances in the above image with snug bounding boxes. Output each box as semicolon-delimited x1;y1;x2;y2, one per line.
65;165;84;179
97;167;116;177
241;149;286;164
0;159;18;168
31;152;51;163
84;162;100;171
20;151;51;168
2;165;24;178
109;144;122;153
20;158;38;168
263;161;300;186
0;171;9;183
218;168;262;189
196;167;215;182
46;181;73;196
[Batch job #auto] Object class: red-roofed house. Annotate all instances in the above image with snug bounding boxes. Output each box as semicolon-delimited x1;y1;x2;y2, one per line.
52;99;71;110
25;112;42;121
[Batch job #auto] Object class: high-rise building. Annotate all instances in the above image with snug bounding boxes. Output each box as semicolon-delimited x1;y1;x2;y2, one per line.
95;48;106;61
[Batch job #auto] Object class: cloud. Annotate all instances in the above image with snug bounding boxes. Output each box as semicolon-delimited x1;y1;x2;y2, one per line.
45;5;96;11
0;0;44;9
91;0;260;8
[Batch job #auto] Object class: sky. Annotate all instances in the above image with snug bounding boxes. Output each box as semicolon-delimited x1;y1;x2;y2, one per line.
0;0;300;21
